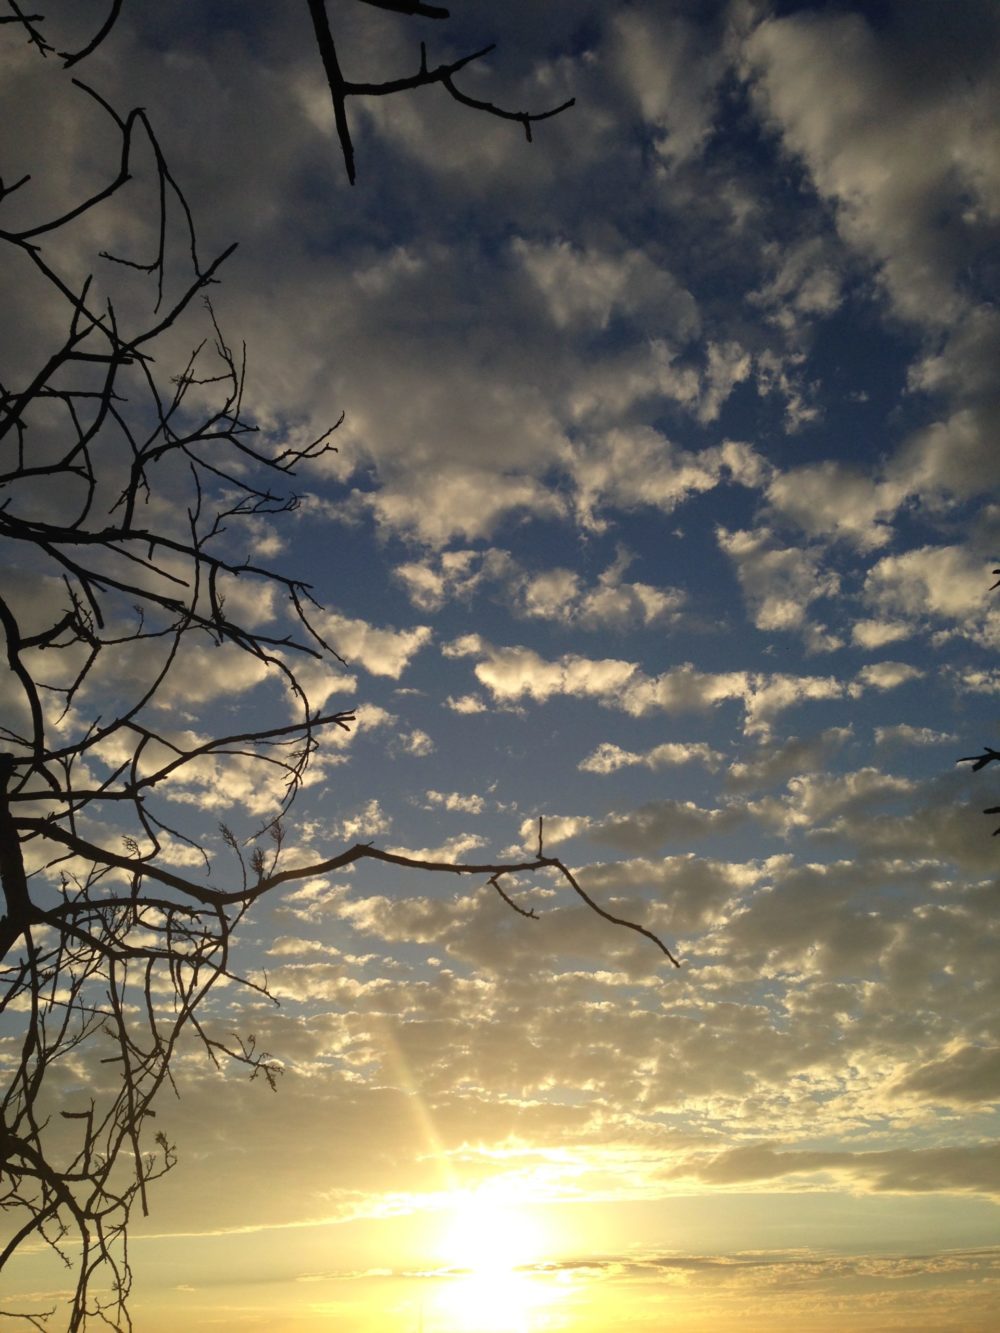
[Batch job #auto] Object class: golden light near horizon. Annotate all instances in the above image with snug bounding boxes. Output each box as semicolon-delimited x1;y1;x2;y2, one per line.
431;1187;557;1332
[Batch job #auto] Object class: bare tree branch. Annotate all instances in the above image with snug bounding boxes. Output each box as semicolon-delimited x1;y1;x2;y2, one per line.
0;12;667;1330
306;0;574;183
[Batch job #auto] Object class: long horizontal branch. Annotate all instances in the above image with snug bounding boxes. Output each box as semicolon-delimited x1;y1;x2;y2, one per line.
13;822;678;964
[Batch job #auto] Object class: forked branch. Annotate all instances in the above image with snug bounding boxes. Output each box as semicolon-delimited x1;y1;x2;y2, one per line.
305;0;574;183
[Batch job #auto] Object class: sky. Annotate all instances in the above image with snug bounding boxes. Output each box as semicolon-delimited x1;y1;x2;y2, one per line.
3;0;1000;1329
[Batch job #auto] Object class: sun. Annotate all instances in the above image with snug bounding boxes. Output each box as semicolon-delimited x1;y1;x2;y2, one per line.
433;1188;553;1331
440;1188;547;1276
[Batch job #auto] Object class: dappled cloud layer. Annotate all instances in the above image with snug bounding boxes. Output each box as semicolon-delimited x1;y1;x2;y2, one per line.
3;0;1000;1326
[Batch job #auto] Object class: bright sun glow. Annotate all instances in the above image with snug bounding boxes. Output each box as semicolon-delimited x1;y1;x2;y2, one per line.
439;1189;548;1276
433;1189;555;1331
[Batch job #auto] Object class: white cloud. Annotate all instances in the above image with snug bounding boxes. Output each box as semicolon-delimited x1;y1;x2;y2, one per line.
672;1141;1000;1196
393;548;488;612
765;461;901;551
717;525;839;631
889;402;1000;508
742;8;1000;328
12;7;1000;1280
740;3;1000;537
565;342;702;426
618;663;749;716
425;790;486;815
397;545;685;630
315;612;432;678
517;814;593;850
750;236;844;335
699;340;753;424
578;739;724;775
384;832;489;864
749;767;916;836
567;427;758;531
852;618;913;649
462;642;638;706
864;545;992;624
613;9;725;166
399;728;435;757
338;892;473;946
444;693;488;714
625;667;845;738
448;638;847;737
109;638;272;712
874;724;956;748
513;237;698;335
891;1044;1000;1107
580;854;765;935
331;798;392;842
950;668;1000;695
852;661;924;693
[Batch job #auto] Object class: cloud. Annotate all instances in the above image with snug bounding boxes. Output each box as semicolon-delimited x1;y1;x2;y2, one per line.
749;236;844;337
383;832;489;864
397;545;685;629
717;525;839;632
579;740;724;775
874;723;956;748
397;728;435;757
590;799;744;854
851;661;924;693
764;461;901;551
424;790;486;815
512;237;698;335
579;853;765;936
740;2;1000;542
672;1141;1000;1197
444;693;488;714
889;401;1000;510
517;814;593;850
863;545;993;626
13;6;1000;1287
567;427;763;531
951;669;1000;696
742;6;1000;329
748;766;915;836
852;618;913;649
891;1045;1000;1107
726;727;852;793
613;8;725;167
446;637;848;736
449;640;638;706
393;548;487;612
330;798;392;842
736;675;846;737
338;892;475;946
512;549;686;630
315;612;431;678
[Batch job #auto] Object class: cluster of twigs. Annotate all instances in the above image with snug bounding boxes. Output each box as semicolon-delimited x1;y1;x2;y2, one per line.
0;35;344;1316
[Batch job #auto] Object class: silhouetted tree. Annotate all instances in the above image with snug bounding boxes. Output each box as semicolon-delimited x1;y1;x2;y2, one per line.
0;6;667;1327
